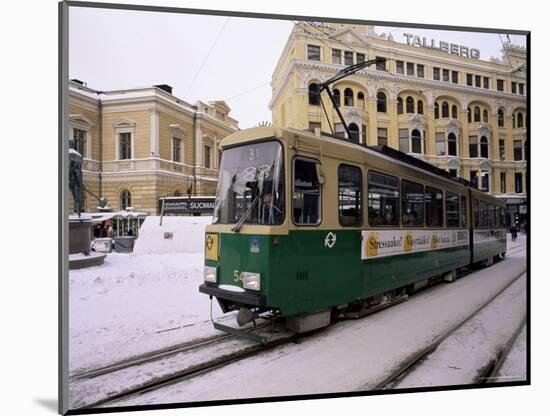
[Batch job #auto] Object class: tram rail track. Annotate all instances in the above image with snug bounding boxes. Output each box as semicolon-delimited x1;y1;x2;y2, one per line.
69;332;233;382
71;323;295;410
475;314;527;384
372;269;526;390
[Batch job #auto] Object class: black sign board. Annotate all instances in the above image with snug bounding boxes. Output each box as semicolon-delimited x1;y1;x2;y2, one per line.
159;197;216;214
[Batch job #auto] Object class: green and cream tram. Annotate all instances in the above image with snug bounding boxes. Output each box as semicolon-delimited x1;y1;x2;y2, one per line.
199;126;507;335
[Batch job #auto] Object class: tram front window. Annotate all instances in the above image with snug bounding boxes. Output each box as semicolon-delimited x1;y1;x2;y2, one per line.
213;140;285;225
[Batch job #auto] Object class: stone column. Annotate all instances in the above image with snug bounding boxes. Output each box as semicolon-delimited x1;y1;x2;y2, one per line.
388;99;398;149
489;111;500;161
195;117;203;167
150;108;159;158
459;110;470;158
367;97;378;146
425;105;436;156
504;114;514;164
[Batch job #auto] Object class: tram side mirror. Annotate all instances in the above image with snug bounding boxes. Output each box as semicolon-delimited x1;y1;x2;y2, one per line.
315;163;325;185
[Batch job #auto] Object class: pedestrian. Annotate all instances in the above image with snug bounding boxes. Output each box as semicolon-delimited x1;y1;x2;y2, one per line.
510;224;518;242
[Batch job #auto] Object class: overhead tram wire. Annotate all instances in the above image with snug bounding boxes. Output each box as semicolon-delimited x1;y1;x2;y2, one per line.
184;17;231;99
223;82;271;102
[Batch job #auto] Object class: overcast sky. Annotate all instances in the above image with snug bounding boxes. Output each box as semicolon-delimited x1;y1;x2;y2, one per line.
69;6;526;129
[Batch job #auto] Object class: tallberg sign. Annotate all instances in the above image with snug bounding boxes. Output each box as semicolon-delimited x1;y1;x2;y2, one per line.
403;33;480;59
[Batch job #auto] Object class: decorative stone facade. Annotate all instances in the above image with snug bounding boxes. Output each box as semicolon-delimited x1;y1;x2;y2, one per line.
270;22;527;225
68;81;238;215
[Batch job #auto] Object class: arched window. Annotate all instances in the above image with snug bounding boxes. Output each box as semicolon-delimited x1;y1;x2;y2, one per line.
498;109;504;127
417;100;424;115
406;96;415;113
468;107;472;123
377;92;387;113
513;113;516;128
448;133;457;156
333;89;341;107
517;112;524;128
483;109;488;123
397;97;403;115
474;106;481;122
174;190;182;197
308;83;320;106
442;101;449;118
357;92;365;109
434;102;439;119
452;105;458;119
480;136;489;158
349;123;360;142
344;88;354;106
411;129;422;154
120;189;131;210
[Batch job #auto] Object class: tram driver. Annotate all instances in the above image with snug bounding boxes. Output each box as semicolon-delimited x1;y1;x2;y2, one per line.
260;181;282;224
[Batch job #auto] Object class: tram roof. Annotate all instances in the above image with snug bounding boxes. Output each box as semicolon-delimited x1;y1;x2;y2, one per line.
221;126;483;192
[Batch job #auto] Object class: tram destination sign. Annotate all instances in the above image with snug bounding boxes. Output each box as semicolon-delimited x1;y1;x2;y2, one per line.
403;33;480;59
160;197;216;214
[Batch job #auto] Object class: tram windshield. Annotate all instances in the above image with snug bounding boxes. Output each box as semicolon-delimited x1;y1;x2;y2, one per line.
213;140;285;225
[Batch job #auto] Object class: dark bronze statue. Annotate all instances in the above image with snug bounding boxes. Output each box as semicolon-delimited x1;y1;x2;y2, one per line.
69;142;84;216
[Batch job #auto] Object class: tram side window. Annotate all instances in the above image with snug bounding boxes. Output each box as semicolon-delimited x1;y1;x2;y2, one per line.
368;171;399;226
474;199;480;228
489;205;497;228
293;158;321;225
460;195;467;228
401;180;425;227
425;186;443;227
501;207;506;228
446;191;460;227
338;165;363;226
480;201;488;228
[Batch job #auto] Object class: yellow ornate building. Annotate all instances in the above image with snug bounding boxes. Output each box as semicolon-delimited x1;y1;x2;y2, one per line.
270;22;527;226
68;80;238;215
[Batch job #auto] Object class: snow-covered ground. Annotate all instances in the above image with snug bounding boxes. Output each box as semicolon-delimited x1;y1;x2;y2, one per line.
392;272;526;388
109;241;527;407
68;226;527;407
68;251;228;374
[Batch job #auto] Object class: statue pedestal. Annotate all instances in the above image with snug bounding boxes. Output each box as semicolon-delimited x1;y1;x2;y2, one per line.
69;214;105;269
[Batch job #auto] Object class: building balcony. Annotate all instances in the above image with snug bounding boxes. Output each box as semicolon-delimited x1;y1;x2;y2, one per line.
82;159;101;172
102;158;195;177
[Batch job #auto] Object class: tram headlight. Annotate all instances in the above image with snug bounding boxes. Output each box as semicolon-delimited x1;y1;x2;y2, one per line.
243;272;261;291
204;266;217;283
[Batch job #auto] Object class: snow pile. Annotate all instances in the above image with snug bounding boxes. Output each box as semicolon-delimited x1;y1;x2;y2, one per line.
133;216;212;255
